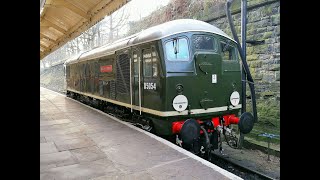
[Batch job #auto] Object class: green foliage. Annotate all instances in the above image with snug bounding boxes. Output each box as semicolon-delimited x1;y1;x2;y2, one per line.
246;47;254;55
261;5;273;15
247;54;259;61
246;98;280;144
249;60;262;68
271;14;280;25
253;44;268;53
263;31;273;39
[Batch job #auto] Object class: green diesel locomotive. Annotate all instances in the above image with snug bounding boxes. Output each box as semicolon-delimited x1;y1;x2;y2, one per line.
64;18;255;156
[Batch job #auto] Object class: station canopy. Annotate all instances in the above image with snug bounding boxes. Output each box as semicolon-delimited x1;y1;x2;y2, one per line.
40;0;129;60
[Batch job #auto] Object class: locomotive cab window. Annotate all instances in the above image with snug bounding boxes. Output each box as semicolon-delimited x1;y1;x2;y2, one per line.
165;37;190;61
193;35;217;51
220;40;238;61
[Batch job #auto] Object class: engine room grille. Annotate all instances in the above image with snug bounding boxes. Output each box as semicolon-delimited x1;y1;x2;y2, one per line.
116;54;130;95
110;80;116;99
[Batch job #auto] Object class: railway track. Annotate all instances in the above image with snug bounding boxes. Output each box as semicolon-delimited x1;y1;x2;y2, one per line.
209;151;276;180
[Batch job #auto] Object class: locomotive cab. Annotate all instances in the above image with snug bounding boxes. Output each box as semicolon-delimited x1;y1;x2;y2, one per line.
163;32;243;114
163;31;254;154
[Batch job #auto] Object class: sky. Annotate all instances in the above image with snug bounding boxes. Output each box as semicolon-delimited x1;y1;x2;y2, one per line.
126;0;170;22
99;0;171;37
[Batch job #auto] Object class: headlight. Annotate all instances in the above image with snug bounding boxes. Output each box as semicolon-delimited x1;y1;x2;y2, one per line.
176;84;183;93
230;91;240;106
173;95;188;112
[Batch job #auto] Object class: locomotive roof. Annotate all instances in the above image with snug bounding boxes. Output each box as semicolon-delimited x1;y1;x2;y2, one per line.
65;19;235;64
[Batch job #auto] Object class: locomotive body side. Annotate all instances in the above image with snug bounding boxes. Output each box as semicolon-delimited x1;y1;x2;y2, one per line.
65;40;165;111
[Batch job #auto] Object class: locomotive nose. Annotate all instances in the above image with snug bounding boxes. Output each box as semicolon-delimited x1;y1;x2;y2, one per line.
238;112;254;134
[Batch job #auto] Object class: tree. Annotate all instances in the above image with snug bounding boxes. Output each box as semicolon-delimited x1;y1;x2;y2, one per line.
102;5;130;43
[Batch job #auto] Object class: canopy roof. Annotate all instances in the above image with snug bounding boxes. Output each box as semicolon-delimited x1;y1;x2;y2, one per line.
40;0;129;60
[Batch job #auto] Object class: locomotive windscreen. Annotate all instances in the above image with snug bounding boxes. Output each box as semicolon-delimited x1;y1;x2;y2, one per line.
220;41;238;61
193;35;217;51
165;38;190;61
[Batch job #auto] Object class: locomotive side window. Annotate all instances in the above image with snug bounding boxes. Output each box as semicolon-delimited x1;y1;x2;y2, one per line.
94;62;99;77
133;52;138;77
82;64;85;75
220;40;237;61
193;35;217;51
151;47;158;77
66;66;70;78
143;49;152;77
86;63;91;77
165;38;190;61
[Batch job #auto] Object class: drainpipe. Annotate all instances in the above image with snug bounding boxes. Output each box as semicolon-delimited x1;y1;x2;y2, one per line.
226;0;258;148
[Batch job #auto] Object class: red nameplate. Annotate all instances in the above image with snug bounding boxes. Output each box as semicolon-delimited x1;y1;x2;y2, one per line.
100;65;112;73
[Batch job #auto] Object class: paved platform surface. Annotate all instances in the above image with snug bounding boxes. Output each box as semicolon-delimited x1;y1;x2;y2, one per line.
40;87;242;180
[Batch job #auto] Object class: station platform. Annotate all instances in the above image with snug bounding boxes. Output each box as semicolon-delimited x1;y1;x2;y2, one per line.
40;87;242;180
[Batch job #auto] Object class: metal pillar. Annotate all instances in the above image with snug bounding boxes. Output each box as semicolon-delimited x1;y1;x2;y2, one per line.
239;0;247;148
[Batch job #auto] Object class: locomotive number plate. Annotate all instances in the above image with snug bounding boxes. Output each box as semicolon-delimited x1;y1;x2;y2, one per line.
144;82;156;90
212;74;217;83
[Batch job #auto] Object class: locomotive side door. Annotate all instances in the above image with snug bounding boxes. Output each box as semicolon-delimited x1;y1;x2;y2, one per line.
132;49;142;114
141;47;159;110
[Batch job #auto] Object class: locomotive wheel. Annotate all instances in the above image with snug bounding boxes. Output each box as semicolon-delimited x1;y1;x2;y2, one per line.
200;126;212;161
148;120;156;134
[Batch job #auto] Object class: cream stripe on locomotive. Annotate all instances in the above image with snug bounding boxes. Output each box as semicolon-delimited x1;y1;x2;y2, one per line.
67;89;242;117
